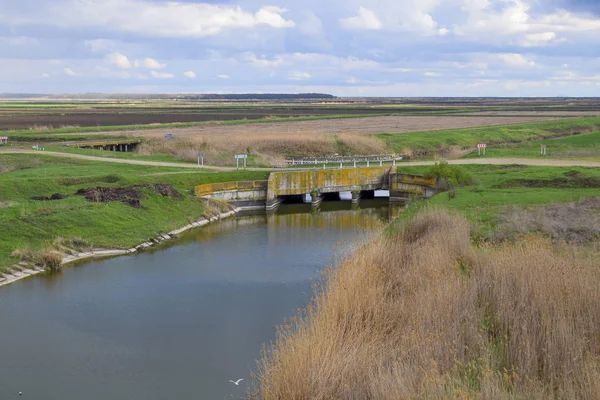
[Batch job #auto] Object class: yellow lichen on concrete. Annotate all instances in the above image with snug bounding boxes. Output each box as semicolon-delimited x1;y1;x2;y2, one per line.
195;180;268;197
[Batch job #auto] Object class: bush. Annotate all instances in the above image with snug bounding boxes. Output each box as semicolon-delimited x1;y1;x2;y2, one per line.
426;161;474;190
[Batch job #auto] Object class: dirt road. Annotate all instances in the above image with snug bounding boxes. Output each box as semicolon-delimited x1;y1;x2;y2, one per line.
2;149;599;170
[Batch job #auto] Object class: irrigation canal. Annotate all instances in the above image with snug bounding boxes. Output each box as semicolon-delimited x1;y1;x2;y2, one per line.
0;200;400;399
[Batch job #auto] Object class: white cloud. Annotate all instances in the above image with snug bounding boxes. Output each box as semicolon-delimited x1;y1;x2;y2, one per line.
493;53;535;68
64;67;79;76
41;73;50;78
242;52;380;72
519;32;562;47
242;52;285;68
85;39;118;52
107;53;132;69
347;76;358;84
454;0;600;46
184;71;196;78
289;72;311;81
217;74;230;79
150;70;174;79
298;11;323;36
7;1;295;38
134;58;166;69
340;7;383;30
423;72;441;77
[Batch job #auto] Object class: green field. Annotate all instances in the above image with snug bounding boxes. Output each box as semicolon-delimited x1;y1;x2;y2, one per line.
379;117;600;154
461;129;600;160
397;163;600;237
0;154;268;271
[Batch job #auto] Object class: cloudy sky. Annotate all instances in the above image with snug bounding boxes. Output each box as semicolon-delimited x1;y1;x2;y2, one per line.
1;0;600;96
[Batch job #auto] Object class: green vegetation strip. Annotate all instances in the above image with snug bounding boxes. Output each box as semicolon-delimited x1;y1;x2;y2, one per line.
379;117;600;153
0;154;268;271
461;129;600;160
396;163;600;239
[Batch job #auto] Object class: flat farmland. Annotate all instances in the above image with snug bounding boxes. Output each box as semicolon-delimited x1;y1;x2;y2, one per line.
83;115;564;138
0;106;404;130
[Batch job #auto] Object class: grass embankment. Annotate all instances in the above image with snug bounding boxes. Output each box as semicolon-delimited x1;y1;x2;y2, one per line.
255;209;600;399
397;163;600;239
0;154;268;271
462;130;600;160
379;117;600;156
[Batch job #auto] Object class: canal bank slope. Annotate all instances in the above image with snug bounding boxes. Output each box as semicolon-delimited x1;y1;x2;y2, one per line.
0;208;241;288
253;208;600;399
0;153;270;279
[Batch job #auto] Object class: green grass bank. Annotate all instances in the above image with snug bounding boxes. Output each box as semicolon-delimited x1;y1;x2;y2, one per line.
0;154;268;271
379;117;600;155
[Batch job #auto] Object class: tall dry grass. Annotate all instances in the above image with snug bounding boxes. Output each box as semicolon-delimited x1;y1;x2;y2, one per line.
253;208;600;399
137;132;389;165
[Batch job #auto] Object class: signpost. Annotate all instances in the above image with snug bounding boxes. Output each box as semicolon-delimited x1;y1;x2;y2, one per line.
540;144;547;156
235;154;248;170
198;153;204;168
477;143;487;156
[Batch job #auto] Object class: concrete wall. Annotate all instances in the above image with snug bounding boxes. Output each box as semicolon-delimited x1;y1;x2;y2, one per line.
195;171;437;209
196;180;268;202
267;167;392;201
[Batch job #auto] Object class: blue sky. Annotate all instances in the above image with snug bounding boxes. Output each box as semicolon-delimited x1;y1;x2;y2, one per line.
1;0;600;96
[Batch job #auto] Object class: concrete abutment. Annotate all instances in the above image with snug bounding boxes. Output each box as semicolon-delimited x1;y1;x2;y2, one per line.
196;168;437;211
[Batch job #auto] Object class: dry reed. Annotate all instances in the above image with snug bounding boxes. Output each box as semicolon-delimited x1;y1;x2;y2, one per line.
253;208;600;399
137;132;389;165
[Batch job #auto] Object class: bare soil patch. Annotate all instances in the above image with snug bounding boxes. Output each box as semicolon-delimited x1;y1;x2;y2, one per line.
467;111;600;116
30;193;67;201
0;107;395;130
76;184;182;208
71;116;563;138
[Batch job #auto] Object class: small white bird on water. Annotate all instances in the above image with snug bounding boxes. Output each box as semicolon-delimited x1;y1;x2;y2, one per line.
229;379;243;385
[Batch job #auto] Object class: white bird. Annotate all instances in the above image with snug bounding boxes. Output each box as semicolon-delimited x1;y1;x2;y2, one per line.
229;379;244;385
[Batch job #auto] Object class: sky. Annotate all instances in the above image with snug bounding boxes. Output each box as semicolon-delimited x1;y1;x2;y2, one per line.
1;0;600;96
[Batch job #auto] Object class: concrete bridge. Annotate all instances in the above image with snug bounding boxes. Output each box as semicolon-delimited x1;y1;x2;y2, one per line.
196;167;437;211
266;167;436;209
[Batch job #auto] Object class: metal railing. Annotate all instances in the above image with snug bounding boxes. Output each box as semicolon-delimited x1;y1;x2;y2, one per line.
272;154;404;169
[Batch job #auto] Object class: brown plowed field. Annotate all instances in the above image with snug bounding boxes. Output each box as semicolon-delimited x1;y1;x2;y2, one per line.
0;107;432;130
84;115;565;138
468;111;600;116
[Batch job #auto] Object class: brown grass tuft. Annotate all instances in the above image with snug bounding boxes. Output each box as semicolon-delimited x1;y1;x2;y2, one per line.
336;133;389;155
253;208;600;399
39;251;63;271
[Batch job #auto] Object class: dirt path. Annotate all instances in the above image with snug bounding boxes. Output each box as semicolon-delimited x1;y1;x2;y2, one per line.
3;149;600;169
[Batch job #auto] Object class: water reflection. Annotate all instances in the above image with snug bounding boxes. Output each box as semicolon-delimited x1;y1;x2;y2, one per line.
0;201;401;400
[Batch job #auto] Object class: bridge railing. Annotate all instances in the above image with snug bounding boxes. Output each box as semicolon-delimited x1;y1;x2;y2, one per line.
272;154;404;169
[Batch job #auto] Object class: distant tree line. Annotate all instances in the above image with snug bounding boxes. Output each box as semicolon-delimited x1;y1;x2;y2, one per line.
0;93;336;100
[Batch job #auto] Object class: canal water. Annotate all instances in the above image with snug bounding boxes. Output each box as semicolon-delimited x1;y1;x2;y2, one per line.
0;201;400;399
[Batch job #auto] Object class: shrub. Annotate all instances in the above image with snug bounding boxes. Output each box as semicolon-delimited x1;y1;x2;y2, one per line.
426;161;474;190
